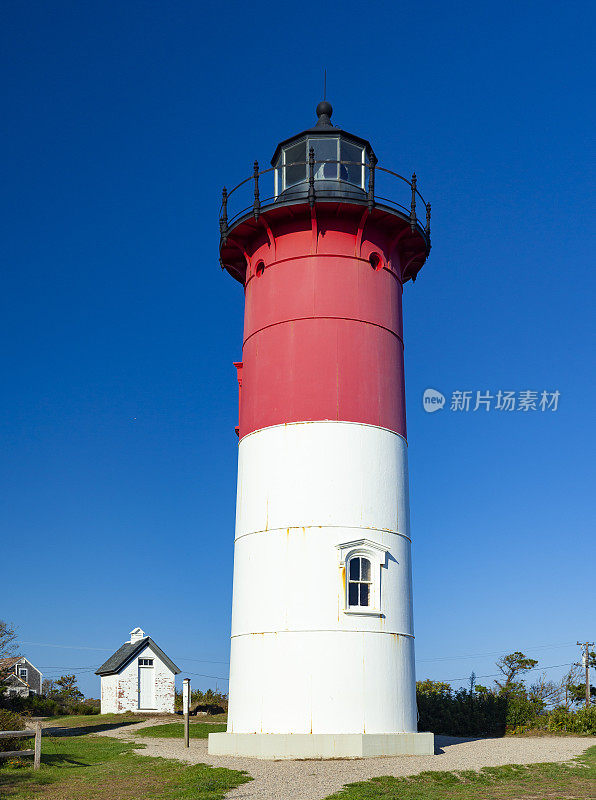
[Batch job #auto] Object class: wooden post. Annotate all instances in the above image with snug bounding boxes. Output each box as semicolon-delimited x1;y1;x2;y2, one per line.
33;722;41;770
183;678;190;748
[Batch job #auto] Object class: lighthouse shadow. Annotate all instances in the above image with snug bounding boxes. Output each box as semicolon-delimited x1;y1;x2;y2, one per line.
434;735;490;754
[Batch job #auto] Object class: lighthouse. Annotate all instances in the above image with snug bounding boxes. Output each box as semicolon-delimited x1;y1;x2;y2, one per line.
208;102;434;759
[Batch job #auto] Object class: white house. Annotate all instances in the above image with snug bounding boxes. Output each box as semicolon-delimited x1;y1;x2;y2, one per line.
96;628;180;714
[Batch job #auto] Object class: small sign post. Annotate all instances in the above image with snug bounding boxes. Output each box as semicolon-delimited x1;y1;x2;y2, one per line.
183;678;190;748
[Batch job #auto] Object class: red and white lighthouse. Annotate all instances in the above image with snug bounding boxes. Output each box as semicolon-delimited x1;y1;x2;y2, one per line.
208;102;434;759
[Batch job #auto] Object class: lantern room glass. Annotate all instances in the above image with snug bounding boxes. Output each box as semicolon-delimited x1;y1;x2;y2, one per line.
275;136;365;197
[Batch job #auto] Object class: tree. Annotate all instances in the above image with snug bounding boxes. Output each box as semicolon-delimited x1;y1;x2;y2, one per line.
0;620;18;659
416;679;451;696
42;678;56;697
529;674;561;708
494;652;538;692
54;675;83;701
561;663;583;709
568;683;596;706
468;671;477;693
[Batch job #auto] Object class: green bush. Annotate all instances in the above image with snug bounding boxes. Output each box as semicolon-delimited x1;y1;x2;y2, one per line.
504;693;543;727
0;710;26;753
546;706;596;734
0;693;100;717
69;703;100;715
175;688;228;714
416;684;508;736
1;694;63;717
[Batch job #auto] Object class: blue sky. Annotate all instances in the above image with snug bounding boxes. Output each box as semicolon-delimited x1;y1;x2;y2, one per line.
1;0;594;698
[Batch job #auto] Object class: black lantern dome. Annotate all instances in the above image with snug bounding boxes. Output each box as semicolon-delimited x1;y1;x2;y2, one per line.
271;102;375;201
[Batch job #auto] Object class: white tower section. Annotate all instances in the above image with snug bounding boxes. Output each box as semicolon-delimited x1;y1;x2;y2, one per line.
227;422;416;735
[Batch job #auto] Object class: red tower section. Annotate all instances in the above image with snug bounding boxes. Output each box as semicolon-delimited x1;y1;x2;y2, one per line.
220;102;430;442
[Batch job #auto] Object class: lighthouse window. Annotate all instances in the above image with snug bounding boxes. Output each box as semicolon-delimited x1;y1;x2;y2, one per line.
340;140;364;187
348;556;372;607
310;137;339;180
284;140;307;188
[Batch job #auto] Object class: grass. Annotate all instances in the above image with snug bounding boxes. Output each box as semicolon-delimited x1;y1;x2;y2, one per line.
137;723;227;739
0;732;250;799
191;713;227;724
322;744;596;799
41;713;145;728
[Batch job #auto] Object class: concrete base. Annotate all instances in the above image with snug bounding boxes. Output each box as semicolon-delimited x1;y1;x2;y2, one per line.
208;732;435;759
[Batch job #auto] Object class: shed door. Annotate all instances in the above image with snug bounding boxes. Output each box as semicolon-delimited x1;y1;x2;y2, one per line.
138;660;155;709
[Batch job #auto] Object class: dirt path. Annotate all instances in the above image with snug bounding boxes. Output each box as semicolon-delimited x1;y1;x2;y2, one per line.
96;721;596;800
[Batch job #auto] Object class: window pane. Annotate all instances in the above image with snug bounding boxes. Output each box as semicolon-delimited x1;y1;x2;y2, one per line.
310;137;338;180
340;140;363;186
284;140;306;187
360;583;370;606
360;558;371;582
348;582;359;606
349;557;360;581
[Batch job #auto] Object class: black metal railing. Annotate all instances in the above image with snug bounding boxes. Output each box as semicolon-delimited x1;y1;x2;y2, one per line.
220;148;430;248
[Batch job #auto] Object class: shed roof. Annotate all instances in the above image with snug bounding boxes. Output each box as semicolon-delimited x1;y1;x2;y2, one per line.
95;637;181;676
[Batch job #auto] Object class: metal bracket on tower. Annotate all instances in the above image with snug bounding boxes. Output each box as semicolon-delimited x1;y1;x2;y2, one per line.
368;152;377;211
253;161;260;221
410;173;417;233
308;147;315;208
220;186;228;245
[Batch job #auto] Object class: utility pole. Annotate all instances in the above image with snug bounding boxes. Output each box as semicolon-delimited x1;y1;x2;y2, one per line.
577;641;594;708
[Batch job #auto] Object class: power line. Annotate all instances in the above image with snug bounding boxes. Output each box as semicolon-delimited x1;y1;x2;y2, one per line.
21;642;112;652
182;671;229;681
440;661;575;684
22;641;229;664
416;641;577;663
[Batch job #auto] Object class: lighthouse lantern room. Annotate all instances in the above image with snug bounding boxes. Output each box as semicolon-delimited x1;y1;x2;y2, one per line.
209;102;434;759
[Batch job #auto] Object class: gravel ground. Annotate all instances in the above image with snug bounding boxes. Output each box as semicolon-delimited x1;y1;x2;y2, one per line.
97;719;596;800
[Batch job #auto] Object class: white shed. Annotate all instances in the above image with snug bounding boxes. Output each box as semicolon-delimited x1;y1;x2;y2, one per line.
96;628;181;714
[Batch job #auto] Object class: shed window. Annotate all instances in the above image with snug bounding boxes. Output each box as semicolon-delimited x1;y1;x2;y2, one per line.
348;556;372;607
138;658;154;666
18;668;28;681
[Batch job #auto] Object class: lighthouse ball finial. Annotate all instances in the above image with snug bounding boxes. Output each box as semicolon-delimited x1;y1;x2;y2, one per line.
315;100;333;127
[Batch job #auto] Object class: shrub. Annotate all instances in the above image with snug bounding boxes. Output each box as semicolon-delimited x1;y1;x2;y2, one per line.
504;693;543;727
0;694;63;717
0;693;100;717
69;703;99;715
175;688;228;714
0;710;26;753
546;706;596;734
416;684;508;736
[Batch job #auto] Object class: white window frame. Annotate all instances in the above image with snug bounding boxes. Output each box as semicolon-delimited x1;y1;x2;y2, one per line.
18;667;28;682
347;554;373;608
138;658;154;667
336;538;389;617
